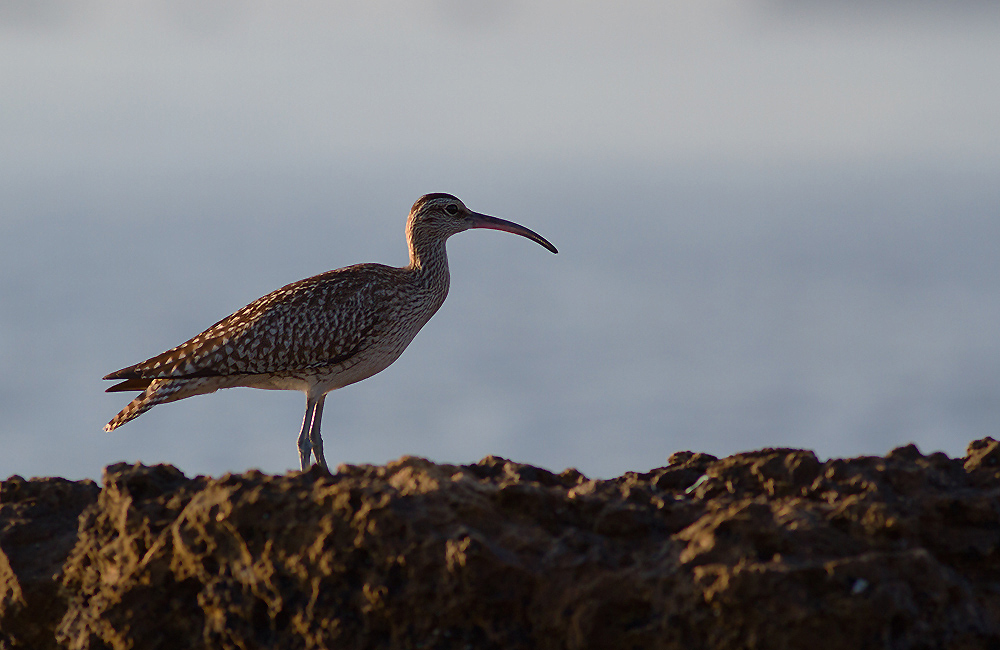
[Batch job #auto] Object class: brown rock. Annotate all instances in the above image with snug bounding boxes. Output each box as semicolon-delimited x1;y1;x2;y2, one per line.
1;439;998;649
0;475;99;649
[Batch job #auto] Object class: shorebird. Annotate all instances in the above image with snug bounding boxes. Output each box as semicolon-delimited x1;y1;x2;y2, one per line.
103;193;557;471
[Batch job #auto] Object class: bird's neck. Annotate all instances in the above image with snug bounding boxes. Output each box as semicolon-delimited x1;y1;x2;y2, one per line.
406;233;451;297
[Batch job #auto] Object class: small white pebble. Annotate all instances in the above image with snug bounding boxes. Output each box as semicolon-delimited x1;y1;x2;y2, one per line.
685;474;711;494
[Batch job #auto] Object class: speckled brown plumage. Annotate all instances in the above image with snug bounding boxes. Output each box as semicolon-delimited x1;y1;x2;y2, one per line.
103;193;557;471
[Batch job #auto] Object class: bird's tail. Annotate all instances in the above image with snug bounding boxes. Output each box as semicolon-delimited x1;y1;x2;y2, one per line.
104;379;187;431
104;376;229;431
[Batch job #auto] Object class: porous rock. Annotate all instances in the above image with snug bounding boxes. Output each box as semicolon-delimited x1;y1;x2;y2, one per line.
1;439;998;649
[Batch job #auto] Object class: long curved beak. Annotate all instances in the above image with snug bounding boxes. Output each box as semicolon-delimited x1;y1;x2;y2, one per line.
468;212;558;254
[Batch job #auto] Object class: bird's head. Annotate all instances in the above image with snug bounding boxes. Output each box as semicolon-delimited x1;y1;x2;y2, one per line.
407;193;558;254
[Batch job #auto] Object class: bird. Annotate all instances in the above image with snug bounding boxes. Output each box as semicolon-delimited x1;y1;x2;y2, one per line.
103;193;557;472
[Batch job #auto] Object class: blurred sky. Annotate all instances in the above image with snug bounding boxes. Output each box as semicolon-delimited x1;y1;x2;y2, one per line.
2;2;999;480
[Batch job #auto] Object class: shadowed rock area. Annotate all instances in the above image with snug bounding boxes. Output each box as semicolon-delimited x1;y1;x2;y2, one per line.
2;438;999;649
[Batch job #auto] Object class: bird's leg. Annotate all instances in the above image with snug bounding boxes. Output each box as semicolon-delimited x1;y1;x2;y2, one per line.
308;395;329;472
297;396;317;470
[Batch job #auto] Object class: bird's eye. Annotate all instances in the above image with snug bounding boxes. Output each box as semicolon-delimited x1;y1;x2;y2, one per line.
444;203;459;216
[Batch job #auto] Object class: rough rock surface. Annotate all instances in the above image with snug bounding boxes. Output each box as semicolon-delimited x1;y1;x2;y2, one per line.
2;438;999;649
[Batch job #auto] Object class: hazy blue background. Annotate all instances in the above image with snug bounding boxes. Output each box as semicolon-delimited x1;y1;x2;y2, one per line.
2;2;999;481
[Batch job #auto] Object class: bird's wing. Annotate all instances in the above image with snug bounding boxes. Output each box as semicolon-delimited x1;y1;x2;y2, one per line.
103;264;403;382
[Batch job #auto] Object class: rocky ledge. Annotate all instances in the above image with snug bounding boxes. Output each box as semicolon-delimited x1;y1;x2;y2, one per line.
2;439;999;650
